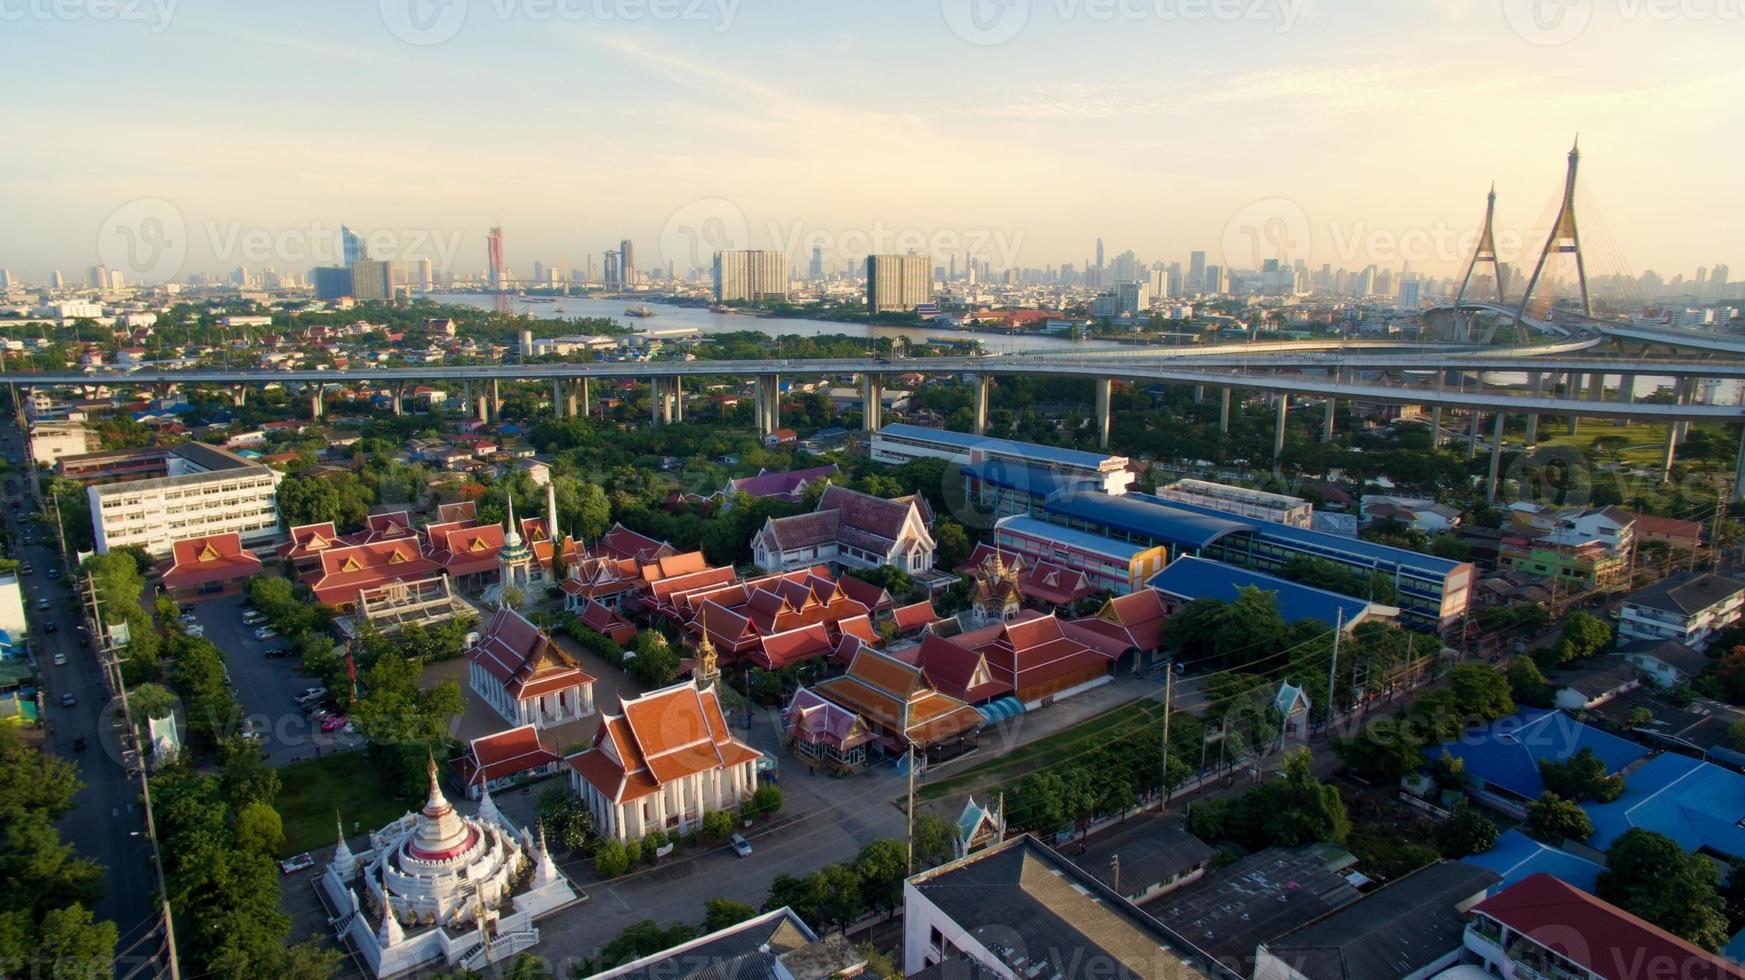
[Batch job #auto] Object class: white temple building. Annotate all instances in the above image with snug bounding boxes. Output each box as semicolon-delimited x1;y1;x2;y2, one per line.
466;606;596;730
319;755;579;978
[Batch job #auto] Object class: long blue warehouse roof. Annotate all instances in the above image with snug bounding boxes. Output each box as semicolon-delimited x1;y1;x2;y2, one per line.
1043;492;1250;551
880;423;1121;468
1126;493;1467;576
1147;557;1380;628
996;515;1154;561
1423;708;1649;802
962;459;1100;500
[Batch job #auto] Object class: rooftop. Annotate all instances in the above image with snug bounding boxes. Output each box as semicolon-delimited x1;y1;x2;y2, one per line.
1129;494;1468;576
879;422;1128;470
1148;557;1384;629
1043;493;1250;552
1625;571;1745;616
1149;845;1361;977
1424;708;1650;802
997;515;1155;561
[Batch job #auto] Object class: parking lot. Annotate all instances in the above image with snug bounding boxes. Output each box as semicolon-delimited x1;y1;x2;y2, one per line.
188;591;363;765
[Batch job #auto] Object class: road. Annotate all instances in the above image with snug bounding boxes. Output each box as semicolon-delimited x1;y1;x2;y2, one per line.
0;421;161;960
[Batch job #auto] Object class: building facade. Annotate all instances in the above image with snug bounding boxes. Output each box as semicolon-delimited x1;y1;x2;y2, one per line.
1158;479;1313;528
1618;572;1745;652
87;444;281;558
991;515;1166;595
712;249;788;304
865;254;933;313
466;608;596;730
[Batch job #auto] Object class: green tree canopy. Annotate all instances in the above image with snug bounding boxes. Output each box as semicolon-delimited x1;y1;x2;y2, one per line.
1598;829;1730;950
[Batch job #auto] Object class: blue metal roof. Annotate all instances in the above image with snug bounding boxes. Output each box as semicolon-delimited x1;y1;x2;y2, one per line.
1127;493;1466;577
1424;708;1650;802
1582;752;1745;860
1147;557;1376;628
996;516;1153;561
962;459;1099;501
976;696;1026;728
1465;829;1602;894
1042;493;1250;552
880;423;1119;469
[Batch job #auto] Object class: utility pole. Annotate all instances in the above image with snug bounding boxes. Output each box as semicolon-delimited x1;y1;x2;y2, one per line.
1159;668;1174;809
905;743;916;875
1325;611;1344;737
90;573;181;980
1111;853;1121;896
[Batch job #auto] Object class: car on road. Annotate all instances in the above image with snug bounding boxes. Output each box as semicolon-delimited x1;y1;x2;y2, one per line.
253;626;277;640
730;833;752;858
263;645;292;659
18;563;30;575
59;692;75;707
72;736;86;751
51;652;66;666
241;611;266;626
43;621;56;634
35;597;50;611
295;686;327;704
320;714;349;733
179;612;197;625
47;568;60;580
279;853;315;875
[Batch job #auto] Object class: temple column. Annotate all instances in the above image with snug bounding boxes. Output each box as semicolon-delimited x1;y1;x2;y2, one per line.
1095;378;1112;449
1219;388;1231;433
974;375;990;436
1487;412;1506;503
1272;393;1288;463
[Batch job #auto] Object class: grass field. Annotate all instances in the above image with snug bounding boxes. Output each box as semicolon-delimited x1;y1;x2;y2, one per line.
275;751;412;857
1535;419;1674;468
916;699;1166;802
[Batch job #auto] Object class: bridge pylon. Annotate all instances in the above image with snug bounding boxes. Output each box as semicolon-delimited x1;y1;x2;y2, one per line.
1513;137;1591;331
1453;184;1508;340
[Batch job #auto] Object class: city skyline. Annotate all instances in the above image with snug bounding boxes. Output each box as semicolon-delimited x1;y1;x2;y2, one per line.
2;1;1741;282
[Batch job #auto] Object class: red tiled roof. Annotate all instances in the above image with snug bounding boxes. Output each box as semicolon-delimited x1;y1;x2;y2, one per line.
752;623;832;670
309;539;440;606
1471;874;1745;980
566;683;761;804
453;724;560;788
467;607;595;701
161;533;262;590
278;521;341;559
891;600;939;633
599;524;676;563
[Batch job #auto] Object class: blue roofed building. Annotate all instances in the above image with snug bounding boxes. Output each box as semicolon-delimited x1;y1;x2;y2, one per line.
961;458;1103;520
1582;752;1745;860
1148;557;1396;631
1464;829;1604;894
1039;491;1473;632
872;423;1133;495
992;515;1168;595
1426;708;1650;816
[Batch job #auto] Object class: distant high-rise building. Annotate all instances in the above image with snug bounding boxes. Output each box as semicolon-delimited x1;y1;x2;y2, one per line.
532;260;546;284
1095;238;1105;276
1203;264;1223;294
88;265;107;289
865;254;933;314
809;246;824;281
619;240;636;287
1115;281;1152;317
0;269;12;290
108;269;124;290
486;225;506;291
1713;264;1731;297
1188;251;1207;292
349;259;393;302
313;266;353;301
417;257;434;290
1397;278;1422;309
50;269;64;290
603;251;620;287
342;225;366;266
713;250;789;304
1111;250;1138;283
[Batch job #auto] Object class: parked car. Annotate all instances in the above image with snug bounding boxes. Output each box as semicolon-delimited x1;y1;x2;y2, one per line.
35;597;50;611
295;687;327;704
241;611;265;626
178;612;197;625
18;563;31;575
178;604;196;616
263;645;291;659
43;621;56;634
72;736;86;751
253;626;277;641
59;692;75;707
730;833;752;858
320;714;349;733
51;652;66;666
279;853;315;875
184;625;205;638
47;568;60;580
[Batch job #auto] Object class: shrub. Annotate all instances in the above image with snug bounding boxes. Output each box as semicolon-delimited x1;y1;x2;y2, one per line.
700;809;735;841
594;839;629;878
749;784;783;819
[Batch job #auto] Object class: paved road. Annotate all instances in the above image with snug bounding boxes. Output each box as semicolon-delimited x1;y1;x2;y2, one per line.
0;424;161;957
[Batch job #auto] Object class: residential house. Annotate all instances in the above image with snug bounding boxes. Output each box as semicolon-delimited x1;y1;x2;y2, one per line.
1618;572;1745;652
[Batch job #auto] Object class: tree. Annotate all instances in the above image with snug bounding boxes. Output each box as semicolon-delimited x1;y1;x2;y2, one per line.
703;898;757;933
629;631;680;688
574;482;612;540
1434;803;1499;858
534;786;594;853
502;952;553;980
749;783;782;819
19;905;117;980
1442;664;1516;721
910;813;957;871
1560;610;1613;661
809;863;866;932
1505;657;1554;708
1333;717;1426;782
594;839;630;878
1598;829;1730;950
234;800;285;854
854;839;909;918
933;520;973;570
1539;747;1626;803
699;809;735;841
282;938;343;980
1524;792;1594;844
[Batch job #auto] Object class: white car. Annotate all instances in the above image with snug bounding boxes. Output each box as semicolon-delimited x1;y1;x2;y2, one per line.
730;833;752;858
51;652;67;666
254;626;278;641
185;625;205;638
279;853;315;875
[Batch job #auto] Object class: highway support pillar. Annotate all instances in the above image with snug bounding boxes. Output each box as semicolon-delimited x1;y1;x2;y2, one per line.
1219;388;1231;434
1566;372;1582;437
765;374;779;432
673;376;683;423
231;385;247;408
1272;393;1288;464
553;379;563;419
1662;417;1680;483
1095;378;1112;450
477;388;489;423
580;376;590;419
492;379;502;417
1524;372;1542;445
392;386;403;417
1487;413;1506;504
1431;406;1443;447
309;386;322;420
1194;385;1205;404
565;381;578;418
650;378;663;426
1322;398;1335;443
1675;378;1694;442
974;375;990;437
862;374;882;433
462;380;471;415
1468;411;1481;460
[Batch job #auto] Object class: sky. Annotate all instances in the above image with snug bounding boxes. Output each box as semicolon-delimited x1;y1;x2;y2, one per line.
3;0;1742;284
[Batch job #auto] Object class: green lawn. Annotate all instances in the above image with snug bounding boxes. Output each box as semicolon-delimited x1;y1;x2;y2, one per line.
1536;419;1673;468
916;700;1166;802
275;751;413;858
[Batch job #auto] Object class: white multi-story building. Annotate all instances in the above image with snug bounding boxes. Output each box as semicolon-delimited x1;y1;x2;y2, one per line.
1158;479;1313;528
27;423;94;469
88;443;282;557
712;249;789;304
1618;571;1745;652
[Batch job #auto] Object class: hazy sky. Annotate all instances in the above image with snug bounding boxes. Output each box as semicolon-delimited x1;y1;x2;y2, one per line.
4;0;1741;283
